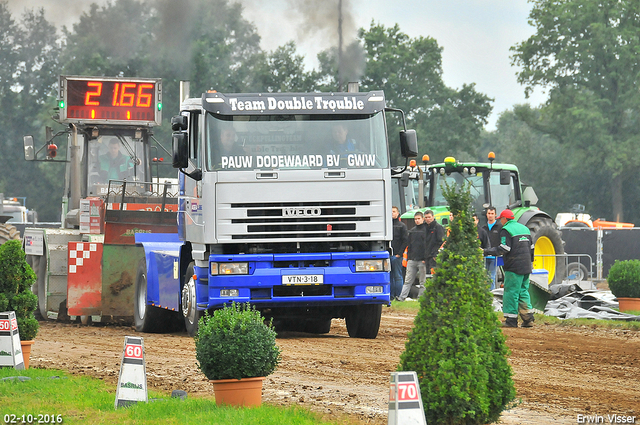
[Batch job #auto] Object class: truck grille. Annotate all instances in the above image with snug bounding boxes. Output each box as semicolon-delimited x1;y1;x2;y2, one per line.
229;201;371;240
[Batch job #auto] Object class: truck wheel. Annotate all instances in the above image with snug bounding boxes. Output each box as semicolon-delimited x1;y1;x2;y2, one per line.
304;318;332;334
181;262;201;337
526;216;565;284
0;223;19;246
134;259;165;333
345;304;382;339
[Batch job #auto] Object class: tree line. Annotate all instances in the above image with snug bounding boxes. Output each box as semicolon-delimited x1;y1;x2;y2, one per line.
2;0;639;226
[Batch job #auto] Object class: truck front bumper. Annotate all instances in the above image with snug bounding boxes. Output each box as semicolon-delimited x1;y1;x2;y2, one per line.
194;251;390;309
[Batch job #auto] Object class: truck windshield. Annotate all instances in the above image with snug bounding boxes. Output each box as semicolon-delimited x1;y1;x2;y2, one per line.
205;112;389;170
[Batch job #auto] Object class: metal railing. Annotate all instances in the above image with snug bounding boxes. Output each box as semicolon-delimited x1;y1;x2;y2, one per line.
104;180;179;213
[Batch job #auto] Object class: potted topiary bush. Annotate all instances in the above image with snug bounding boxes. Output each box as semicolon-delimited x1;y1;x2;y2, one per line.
607;259;640;312
0;240;39;368
195;302;281;406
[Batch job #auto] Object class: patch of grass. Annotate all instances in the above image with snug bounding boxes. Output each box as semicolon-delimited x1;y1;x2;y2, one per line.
533;313;640;331
388;298;420;312
0;368;349;425
387;300;640;331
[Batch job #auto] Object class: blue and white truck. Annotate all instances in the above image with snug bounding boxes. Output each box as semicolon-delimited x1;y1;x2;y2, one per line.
135;86;417;338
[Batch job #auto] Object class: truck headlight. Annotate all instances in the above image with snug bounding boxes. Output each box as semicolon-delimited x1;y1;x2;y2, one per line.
356;259;387;272
211;262;249;275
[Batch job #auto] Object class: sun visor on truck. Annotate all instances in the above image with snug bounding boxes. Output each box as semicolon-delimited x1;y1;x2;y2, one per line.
202;91;386;116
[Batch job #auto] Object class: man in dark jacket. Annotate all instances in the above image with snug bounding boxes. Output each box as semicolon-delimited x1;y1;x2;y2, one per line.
423;210;445;273
484;209;535;327
398;211;427;301
481;206;502;289
391;206;408;300
473;212;490;249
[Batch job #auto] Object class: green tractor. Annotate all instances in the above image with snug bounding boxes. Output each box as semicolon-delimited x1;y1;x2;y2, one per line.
392;153;565;284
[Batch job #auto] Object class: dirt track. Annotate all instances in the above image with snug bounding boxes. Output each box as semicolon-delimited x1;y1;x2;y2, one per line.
29;309;640;424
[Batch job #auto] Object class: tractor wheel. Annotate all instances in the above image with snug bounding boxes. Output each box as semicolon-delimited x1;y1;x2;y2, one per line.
181;262;202;337
526;216;565;284
564;221;590;228
0;223;19;246
345;304;382;339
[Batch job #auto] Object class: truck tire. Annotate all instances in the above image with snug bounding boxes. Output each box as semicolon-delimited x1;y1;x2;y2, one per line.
134;259;168;333
304;318;332;334
345;304;382;339
526;216;565;284
181;262;202;337
0;223;19;246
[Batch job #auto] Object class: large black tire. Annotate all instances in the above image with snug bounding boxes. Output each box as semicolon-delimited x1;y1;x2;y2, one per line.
526;216;565;284
0;223;19;246
181;262;202;337
564;221;590;228
345;304;382;339
134;259;170;333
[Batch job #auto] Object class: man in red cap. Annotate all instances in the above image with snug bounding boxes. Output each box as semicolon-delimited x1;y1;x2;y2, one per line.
483;209;536;327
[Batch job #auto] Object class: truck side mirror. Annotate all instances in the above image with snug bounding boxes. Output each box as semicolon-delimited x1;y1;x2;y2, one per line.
172;132;189;169
499;169;511;185
24;136;35;161
400;129;418;158
171;115;188;131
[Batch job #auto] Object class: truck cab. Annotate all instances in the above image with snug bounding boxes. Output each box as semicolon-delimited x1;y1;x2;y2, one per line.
135;88;417;338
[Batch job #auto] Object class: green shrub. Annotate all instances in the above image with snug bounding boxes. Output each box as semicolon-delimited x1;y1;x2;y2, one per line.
195;302;281;381
0;240;39;340
607;259;640;299
398;183;515;424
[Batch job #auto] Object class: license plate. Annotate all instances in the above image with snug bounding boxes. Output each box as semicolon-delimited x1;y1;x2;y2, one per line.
282;275;324;285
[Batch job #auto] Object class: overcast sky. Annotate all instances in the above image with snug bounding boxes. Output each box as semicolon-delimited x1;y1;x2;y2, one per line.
7;0;547;130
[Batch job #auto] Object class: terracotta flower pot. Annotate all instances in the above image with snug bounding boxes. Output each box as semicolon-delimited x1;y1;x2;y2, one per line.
210;376;265;407
617;297;640;313
20;340;34;369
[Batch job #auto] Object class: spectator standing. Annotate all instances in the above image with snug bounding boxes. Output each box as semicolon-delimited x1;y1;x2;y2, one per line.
484;209;535;328
481;206;502;289
473;212;490;249
424;210;445;273
391;206;408;300
398;211;428;301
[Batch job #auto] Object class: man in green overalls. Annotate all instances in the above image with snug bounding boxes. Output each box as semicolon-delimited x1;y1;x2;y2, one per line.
484;209;535;328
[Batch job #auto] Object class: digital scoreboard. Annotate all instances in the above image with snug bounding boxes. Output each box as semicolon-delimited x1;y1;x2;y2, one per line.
59;76;162;126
